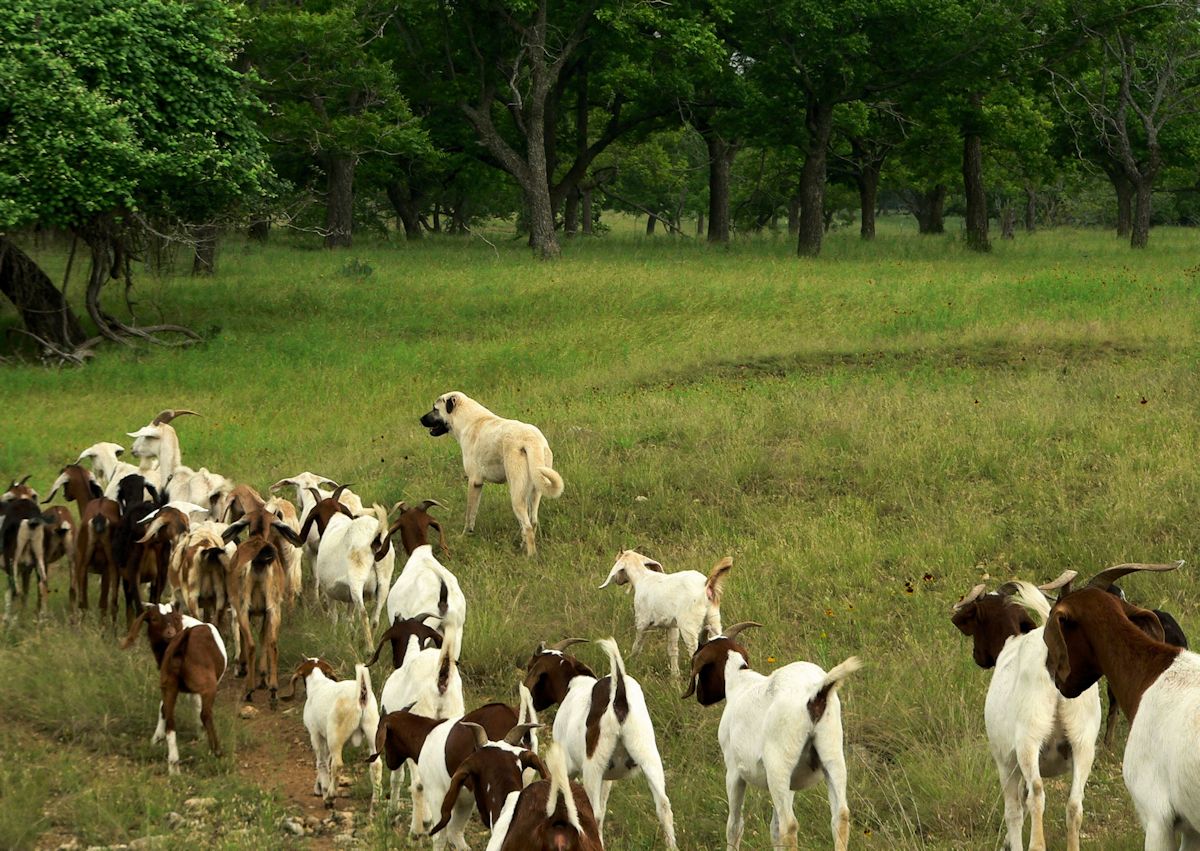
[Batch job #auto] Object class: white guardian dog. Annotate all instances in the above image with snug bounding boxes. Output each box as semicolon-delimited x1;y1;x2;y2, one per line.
420;392;563;556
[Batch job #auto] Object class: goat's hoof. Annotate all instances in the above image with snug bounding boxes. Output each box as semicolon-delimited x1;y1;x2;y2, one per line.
243;691;255;703
168;762;181;776
324;798;335;810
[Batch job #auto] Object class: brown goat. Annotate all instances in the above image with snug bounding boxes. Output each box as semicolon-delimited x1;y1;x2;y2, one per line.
121;603;227;774
44;465;107;613
489;742;603;851
365;613;444;669
430;720;546;842
226;535;294;707
387;500;449;558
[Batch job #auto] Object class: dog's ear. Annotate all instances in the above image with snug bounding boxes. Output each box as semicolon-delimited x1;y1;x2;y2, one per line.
445;395;456;414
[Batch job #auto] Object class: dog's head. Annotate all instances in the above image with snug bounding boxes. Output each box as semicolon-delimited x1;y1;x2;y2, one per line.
420;392;462;437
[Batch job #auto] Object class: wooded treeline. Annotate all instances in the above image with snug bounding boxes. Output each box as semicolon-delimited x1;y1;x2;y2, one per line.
1;0;1198;355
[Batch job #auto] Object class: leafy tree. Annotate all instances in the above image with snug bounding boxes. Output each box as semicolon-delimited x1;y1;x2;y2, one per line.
0;0;269;355
247;0;429;248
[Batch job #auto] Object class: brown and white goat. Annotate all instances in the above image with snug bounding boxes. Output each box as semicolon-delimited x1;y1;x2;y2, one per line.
44;465;109;613
484;742;603;851
1043;561;1200;851
388;500;449;560
367;699;537;838
121;603;227;774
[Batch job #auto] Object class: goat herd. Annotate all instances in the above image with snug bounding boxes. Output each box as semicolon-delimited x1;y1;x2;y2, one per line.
2;395;1198;851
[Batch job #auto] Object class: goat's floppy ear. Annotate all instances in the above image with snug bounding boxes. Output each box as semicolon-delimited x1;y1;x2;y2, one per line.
119;610;151;649
1125;605;1166;642
519;750;548;781
88;480;103;499
271;521;304;546
221;519;249;543
644;559;664;572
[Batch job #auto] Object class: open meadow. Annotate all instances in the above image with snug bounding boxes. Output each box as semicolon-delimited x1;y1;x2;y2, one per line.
2;221;1198;850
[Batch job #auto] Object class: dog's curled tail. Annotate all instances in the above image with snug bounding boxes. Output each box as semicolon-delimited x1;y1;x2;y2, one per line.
533;465;564;499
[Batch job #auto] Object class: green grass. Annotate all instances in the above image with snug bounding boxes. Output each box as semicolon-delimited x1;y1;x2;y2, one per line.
2;218;1198;849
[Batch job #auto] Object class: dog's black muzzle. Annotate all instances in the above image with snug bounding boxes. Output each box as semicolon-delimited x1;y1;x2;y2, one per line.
420;409;449;436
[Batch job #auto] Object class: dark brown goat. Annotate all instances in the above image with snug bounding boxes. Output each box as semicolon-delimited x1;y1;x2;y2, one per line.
121;603;226;774
490;743;603;851
950;582;1039;669
297;485;355;543
365;613;444;669
387;500;449;558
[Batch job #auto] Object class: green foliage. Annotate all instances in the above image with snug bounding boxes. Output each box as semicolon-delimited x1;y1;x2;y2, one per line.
0;0;270;230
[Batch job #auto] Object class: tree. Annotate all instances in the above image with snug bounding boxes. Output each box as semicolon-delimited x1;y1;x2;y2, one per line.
248;0;429;249
0;0;270;356
1050;0;1200;248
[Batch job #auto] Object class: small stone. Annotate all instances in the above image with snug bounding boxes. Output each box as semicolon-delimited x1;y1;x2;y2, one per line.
634;495;648;502
334;809;354;824
303;816;323;830
238;705;259;720
164;812;187;830
332;834;358;846
278;817;305;837
184;797;217;811
56;840;81;851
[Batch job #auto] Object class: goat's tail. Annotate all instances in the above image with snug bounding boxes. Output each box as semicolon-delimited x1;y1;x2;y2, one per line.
596;637;628;714
436;642;455;695
808;656;862;724
1005;580;1053;625
355;663;373;710
160;625;194;675
137;513;171;545
705;556;733;606
544;742;579;825
365;716;387;765
518;682;539;752
90;514;109;537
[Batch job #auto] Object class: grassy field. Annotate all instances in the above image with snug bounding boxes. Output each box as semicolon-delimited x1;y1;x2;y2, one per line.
2;219;1198;850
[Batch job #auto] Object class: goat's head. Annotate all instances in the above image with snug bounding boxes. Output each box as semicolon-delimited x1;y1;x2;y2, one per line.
681;622;758;705
523;639;594;711
366;613;443;669
386;500;446;557
1045;561;1180;697
43;465;102;505
599;549;662;590
269;472;339;497
3;474;37;504
420;392;464;437
950;580;1047;669
280;657;338;699
120;603;184;649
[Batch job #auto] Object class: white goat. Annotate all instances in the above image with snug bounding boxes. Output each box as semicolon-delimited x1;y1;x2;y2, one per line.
380;636;464;720
76;442;156;498
386;545;466;661
1042;562;1197;851
600;549;731;676
265;496;303;601
523;637;676;849
952;575;1100;851
683;623;861;851
315;505;395;645
283;658;382;810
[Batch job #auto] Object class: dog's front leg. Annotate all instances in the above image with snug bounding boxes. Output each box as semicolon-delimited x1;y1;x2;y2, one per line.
463;481;484;533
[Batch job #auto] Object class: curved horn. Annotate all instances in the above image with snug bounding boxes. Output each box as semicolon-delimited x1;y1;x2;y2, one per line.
279;670;304;701
721;622;761;641
952;583;988;612
330;484;353;502
412;612;441;625
389;501;407;517
1086;561;1184;590
548;638;589;652
503;722;541;746
17;474;32;486
152;409;200;425
460;721;489;749
269;478;294;494
1038;570;1078;596
418;499;445;511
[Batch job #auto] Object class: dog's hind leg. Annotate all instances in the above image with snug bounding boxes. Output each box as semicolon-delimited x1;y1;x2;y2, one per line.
464;481;484;533
507;468;537;556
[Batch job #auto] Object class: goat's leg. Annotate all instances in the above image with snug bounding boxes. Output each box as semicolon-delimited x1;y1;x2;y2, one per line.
580;760;608;833
1016;744;1047;851
767;783;798;850
820;757;852;851
463;481;483;534
725;770;747;851
626;731;677;849
238;610;257;701
667;626;681;677
152;700;167;744
265;608;280;707
1103;688;1120;747
996;758;1025;851
1065;737;1095;851
199;689;220;757
1143;820;1177;851
324;738;344;808
162;688;181;775
630;627;648;657
409;760;428;835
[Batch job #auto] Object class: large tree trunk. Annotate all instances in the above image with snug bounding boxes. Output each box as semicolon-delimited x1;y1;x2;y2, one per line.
646;214;657;235
0;236;86;350
1110;171;1134;238
911;185;947;234
581;189;594;235
797;101;834;257
856;167;880;241
1024;184;1037;233
1000;205;1016;240
192;226;217;275
705;133;736;244
962;95;989;252
564;185;581;236
385;182;424;241
324;154;355;248
1131;175;1152;249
